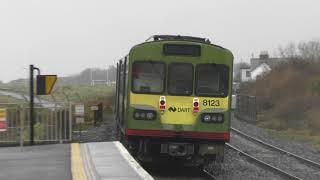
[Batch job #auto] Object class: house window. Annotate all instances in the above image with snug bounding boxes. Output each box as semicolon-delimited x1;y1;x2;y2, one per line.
246;71;251;77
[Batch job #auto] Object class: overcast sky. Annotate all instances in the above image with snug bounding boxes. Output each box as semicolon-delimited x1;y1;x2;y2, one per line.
0;0;319;82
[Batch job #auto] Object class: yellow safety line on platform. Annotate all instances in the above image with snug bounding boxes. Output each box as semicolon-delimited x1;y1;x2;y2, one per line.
71;143;87;180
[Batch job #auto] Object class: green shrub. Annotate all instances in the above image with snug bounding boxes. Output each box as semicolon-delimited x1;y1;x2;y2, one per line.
242;60;320;132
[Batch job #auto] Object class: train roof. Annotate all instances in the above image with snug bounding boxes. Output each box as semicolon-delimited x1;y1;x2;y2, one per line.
135;35;232;54
118;35;234;62
145;35;211;44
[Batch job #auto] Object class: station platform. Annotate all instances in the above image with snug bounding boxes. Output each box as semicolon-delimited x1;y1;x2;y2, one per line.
0;142;153;180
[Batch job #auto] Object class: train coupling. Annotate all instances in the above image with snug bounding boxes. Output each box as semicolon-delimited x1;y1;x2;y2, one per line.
161;143;194;157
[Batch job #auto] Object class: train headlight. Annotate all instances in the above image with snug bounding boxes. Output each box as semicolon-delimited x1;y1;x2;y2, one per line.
201;113;224;123
217;114;223;123
146;112;155;120
140;112;146;119
211;115;217;122
134;112;140;119
133;110;157;120
203;115;211;122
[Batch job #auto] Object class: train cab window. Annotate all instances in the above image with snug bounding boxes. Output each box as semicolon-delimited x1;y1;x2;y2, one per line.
196;64;229;97
168;63;193;96
132;61;165;94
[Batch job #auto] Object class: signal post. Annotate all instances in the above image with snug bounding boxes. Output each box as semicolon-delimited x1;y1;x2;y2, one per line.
29;65;57;145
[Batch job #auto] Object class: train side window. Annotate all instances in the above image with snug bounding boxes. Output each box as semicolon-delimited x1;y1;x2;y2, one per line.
168;63;193;96
196;64;229;97
119;63;124;94
132;61;165;94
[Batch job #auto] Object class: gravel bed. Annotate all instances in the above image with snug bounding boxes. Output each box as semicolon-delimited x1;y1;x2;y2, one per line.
72;114;117;142
210;149;284;180
230;133;320;180
147;149;283;180
146;164;210;180
231;115;320;163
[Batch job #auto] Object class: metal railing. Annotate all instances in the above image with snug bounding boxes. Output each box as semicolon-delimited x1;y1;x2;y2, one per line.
0;103;72;146
235;95;257;122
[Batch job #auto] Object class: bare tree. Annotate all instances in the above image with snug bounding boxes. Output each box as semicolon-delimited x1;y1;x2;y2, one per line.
297;40;320;61
277;42;298;58
277;40;320;61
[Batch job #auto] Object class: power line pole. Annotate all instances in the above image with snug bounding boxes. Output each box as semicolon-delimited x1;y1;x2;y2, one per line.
106;67;109;86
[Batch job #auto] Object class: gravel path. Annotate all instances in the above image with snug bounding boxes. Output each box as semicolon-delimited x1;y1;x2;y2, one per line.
231;114;320;164
72;114;117;142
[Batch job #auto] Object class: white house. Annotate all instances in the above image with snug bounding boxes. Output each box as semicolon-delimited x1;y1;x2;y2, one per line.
251;63;271;80
240;68;251;82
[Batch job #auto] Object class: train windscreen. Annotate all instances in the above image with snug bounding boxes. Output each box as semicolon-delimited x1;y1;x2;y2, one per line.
132;61;165;94
168;63;193;95
196;64;229;97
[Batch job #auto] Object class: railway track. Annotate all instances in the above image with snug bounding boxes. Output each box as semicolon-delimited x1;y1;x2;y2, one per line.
136;127;320;179
229;127;320;180
231;127;320;169
202;169;218;180
226;143;302;180
146;163;216;180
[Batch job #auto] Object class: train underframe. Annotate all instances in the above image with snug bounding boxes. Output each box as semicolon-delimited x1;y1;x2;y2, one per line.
120;134;225;167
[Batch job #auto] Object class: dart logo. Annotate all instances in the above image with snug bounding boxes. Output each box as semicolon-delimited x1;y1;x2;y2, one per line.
168;107;177;112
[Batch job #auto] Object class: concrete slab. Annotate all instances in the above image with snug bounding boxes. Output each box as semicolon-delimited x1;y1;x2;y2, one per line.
0;142;153;180
81;142;153;180
0;144;71;180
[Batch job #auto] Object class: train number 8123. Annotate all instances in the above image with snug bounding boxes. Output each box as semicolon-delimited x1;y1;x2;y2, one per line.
202;99;220;107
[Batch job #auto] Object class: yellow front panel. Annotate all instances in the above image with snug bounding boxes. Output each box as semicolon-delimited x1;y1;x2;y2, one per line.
130;93;229;125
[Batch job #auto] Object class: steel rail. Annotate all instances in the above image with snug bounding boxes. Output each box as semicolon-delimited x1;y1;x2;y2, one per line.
202;169;218;180
231;127;320;169
226;143;302;180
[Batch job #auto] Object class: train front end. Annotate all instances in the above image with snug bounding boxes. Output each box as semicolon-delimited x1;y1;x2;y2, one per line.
116;35;233;165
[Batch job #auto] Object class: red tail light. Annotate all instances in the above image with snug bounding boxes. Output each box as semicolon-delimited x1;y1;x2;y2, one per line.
159;96;166;111
193;98;200;113
193;102;199;107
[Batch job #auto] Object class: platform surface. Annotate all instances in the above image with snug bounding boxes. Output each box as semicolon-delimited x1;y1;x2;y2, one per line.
0;144;71;180
0;142;152;180
80;141;153;180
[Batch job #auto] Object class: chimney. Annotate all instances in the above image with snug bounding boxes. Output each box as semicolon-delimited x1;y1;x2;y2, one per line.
259;51;269;59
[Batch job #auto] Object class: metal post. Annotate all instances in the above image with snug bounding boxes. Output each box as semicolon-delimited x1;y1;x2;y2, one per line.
55;106;58;141
106;67;109;86
64;108;67;141
29;65;34;145
59;109;62;144
29;64;40;145
19;105;24;150
90;68;93;86
69;103;73;141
